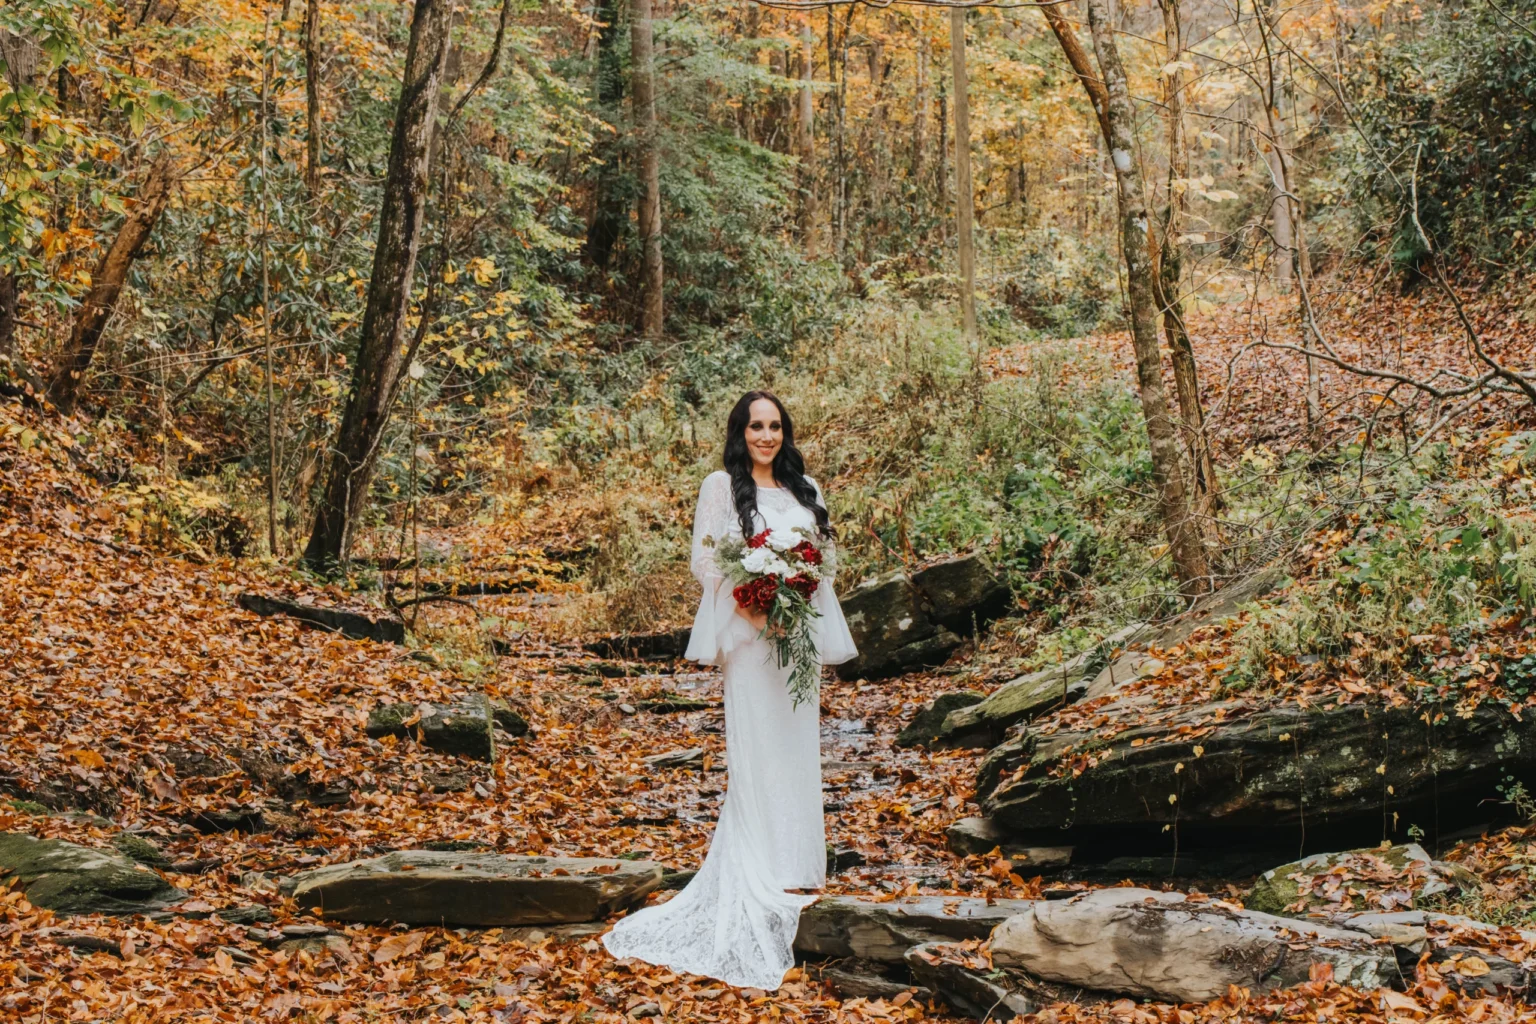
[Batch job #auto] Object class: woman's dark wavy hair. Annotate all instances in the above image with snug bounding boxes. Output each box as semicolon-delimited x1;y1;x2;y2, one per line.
722;390;833;541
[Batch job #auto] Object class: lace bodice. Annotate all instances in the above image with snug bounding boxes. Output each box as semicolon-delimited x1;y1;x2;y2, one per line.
684;470;858;668
690;471;838;584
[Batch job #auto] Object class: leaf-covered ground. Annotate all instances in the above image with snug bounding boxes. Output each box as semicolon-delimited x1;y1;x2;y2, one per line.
8;286;1536;1022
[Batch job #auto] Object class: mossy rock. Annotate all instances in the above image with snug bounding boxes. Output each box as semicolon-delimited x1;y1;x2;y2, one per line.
1248;843;1457;916
489;700;529;737
6;799;52;817
112;833;172;869
0;832;183;916
933;668;1076;749
366;695;495;761
896;691;985;748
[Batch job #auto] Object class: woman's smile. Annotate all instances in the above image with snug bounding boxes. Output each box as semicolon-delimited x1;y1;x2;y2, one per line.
744;397;784;468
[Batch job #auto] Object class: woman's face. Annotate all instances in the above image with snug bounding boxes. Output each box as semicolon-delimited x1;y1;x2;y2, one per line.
744;398;783;469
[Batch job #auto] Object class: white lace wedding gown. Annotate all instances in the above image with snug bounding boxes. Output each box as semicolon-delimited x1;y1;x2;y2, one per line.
602;470;858;990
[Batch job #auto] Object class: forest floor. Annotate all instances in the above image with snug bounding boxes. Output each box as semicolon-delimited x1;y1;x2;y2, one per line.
6;288;1536;1022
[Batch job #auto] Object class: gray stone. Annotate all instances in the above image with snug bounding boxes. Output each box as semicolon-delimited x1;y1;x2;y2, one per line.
490;700;530;737
112;833;172;869
794;895;1036;964
1339;909;1536;951
933;668;1077;750
1248;843;1472;917
819;959;934;1002
836;572;959;681
1431;945;1533;996
284;850;662;926
366;696;495;761
238;592;405;644
990;888;1397;1004
910;554;1012;634
905;942;1039;1020
0;832;184;916
944;817;1072;867
1083;653;1166;700
896;691;984;748
977;697;1536;849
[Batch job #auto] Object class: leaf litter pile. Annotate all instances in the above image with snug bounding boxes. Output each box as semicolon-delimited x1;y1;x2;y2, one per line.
9;291;1536;1024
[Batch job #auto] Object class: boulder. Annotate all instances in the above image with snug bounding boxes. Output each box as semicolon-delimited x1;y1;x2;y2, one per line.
794;895;1036;964
284;850;662;926
836;572;961;680
910;554;1011;634
366;696;495;761
978;697;1536;852
896;691;984;748
944;817;1071;867
838;556;1017;680
931;668;1077;750
1248;843;1473;917
990;888;1397;1004
0;832;184;916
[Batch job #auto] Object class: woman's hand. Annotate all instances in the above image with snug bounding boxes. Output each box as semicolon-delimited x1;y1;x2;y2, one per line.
735;604;768;632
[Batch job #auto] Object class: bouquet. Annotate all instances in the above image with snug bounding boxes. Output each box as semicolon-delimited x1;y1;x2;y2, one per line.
713;527;826;707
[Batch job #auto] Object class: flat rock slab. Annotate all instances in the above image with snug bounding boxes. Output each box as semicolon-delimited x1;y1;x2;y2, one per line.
794;895;1036;964
991;888;1398;1004
367;697;495;761
0;832;184;916
238;593;405;644
284;851;662;926
933;669;1076;750
978;698;1536;849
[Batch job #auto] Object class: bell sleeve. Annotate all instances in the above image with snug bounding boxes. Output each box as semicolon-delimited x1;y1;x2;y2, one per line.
807;477;859;667
684;471;756;665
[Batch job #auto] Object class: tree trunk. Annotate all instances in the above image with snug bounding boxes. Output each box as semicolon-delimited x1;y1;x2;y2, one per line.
302;0;454;569
304;0;323;195
1081;0;1211;595
798;18;818;258
936;73;948;244
1039;3;1111;144
950;8;976;339
1155;0;1219;523
584;0;626;270
48;154;178;414
913;32;928;188
0;271;18;358
631;0;663;338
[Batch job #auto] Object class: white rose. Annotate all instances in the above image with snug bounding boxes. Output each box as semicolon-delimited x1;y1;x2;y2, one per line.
741;547;776;574
766;528;802;551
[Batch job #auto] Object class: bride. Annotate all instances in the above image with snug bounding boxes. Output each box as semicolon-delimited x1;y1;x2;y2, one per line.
602;390;859;990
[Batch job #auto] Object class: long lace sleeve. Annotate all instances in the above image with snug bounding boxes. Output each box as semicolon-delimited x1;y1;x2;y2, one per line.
685;472;755;665
807;477;858;666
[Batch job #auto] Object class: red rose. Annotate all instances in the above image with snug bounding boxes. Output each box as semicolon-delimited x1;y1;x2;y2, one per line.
733;574;780;613
747;529;772;550
786;573;819;598
790;540;823;566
